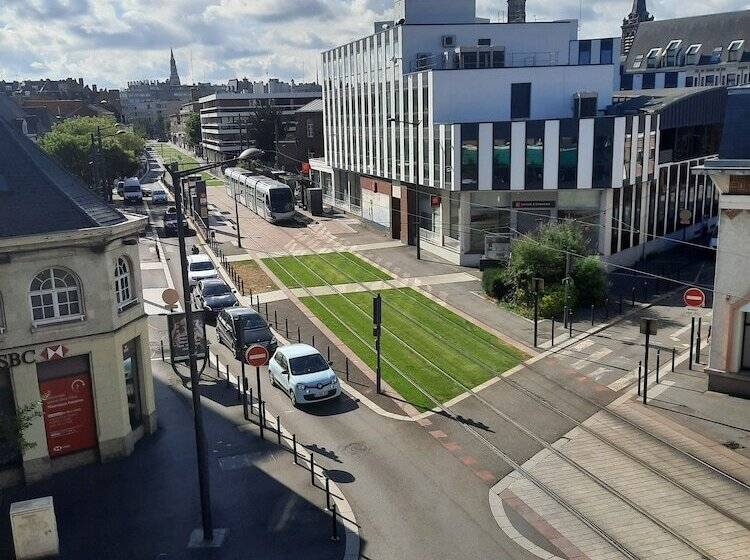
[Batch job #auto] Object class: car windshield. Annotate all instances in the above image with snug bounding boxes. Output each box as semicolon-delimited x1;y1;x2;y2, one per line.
242;326;272;344
269;188;294;213
124;185;141;192
289;353;329;376
202;283;230;297
190;261;214;272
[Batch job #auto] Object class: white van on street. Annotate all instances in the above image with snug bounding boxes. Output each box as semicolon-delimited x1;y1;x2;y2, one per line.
122;177;143;204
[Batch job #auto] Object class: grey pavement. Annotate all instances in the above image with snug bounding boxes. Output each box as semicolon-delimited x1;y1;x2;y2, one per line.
0;359;345;560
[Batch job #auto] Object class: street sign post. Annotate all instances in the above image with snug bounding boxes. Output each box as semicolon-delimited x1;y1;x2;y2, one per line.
373;294;382;394
640;318;658;404
683;287;706;308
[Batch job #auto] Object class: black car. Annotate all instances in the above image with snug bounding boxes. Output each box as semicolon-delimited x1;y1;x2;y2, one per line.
193;279;238;320
216;307;277;360
163;206;186;236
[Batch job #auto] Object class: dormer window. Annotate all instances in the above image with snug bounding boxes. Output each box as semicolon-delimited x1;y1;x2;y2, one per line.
728;40;744;62
685;44;701;65
709;46;723;64
664;40;682;66
646;48;661;68
632;54;644;69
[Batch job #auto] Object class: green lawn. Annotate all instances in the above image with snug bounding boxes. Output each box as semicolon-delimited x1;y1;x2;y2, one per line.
155;142;224;186
263;252;391;288
301;288;527;410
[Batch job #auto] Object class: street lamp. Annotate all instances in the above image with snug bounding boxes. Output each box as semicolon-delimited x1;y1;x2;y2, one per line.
531;277;545;348
163;146;258;545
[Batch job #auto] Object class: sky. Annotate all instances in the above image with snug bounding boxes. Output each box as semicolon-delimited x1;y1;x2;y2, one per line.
1;0;748;89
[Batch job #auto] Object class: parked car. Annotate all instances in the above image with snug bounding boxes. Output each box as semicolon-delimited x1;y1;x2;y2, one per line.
116;180;125;197
122;177;143;204
163;206;186;236
269;344;341;406
142;187;152;198
216;307;278;360
187;254;218;287
151;187;168;204
192;279;238;320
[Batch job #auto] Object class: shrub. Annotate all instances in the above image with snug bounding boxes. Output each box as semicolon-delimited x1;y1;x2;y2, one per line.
538;285;577;319
482;267;511;300
572;255;606;306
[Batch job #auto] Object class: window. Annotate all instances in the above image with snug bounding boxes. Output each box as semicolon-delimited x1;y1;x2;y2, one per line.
728;40;744;62
461;124;479;190
600;38;613;65
478;38;492;46
492;122;511;190
492;50;505;68
664;40;682;66
592;118;614;188
123;339;142;430
632;55;644;69
578;40;592;65
558;119;578;189
709;46;723;64
29;268;83;325
461;51;478;69
685;44;701;64
664;71;678;88
307;119;314;138
511;83;531;120
525;121;544;190
646;48;661;68
115;257;135;309
642;73;656;89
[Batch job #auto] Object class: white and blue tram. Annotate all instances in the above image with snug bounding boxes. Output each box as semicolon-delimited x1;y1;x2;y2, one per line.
224;167;295;223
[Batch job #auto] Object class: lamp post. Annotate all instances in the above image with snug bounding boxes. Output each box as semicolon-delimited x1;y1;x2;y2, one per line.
531;277;545;348
163;146;260;544
89;124;126;201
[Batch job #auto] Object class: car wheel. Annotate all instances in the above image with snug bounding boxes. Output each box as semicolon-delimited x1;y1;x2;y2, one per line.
290;390;298;407
269;370;276;387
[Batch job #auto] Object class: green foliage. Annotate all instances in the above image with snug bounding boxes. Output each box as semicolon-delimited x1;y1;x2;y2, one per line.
185;112;202;147
39;116;144;190
0;402;42;454
482;222;605;317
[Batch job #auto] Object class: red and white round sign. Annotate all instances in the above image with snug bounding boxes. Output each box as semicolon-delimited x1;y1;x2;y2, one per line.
683;287;706;308
244;344;269;367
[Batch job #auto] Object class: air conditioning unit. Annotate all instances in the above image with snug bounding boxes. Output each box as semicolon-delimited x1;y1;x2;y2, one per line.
442;35;456;48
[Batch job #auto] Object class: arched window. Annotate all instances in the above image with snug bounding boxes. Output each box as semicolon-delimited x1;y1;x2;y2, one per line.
29;268;82;325
114;257;134;309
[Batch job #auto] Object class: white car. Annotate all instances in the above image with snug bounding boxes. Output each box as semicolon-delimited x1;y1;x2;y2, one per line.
269;344;341;406
187;254;218;287
151;187;168;204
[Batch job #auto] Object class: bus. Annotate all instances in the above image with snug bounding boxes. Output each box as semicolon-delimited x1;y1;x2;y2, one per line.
224;168;295;223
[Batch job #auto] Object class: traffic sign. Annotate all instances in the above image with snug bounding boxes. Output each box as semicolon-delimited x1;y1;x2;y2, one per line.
162;288;179;306
683;287;706;308
244;344;269;367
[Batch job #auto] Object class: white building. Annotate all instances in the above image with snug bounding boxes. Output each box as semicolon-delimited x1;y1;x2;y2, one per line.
312;0;726;266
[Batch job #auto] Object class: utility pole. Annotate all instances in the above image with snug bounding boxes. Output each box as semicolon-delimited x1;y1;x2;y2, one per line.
373;294;382;394
563;252;571;327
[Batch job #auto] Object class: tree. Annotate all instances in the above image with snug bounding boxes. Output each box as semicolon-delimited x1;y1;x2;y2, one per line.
244;105;285;163
39;116;145;195
482;221;605;317
185;111;202;147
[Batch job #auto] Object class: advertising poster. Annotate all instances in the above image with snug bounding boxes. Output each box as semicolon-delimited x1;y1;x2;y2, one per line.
39;373;97;458
167;311;207;363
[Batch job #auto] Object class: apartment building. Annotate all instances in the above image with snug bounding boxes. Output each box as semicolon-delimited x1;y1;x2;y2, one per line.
621;10;750;91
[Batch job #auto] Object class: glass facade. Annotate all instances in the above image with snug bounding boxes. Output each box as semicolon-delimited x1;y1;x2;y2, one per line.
525;121;544;190
461;123;479;190
558;119;578;189
492;122;511;190
592;118;614;188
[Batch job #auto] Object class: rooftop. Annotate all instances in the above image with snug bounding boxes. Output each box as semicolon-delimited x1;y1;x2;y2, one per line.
296;99;324;113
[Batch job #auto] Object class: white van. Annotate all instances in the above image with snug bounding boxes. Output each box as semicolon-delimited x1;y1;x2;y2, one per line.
122;177;143;204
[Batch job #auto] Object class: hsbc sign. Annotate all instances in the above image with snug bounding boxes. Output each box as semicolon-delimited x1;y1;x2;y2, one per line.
0;344;69;370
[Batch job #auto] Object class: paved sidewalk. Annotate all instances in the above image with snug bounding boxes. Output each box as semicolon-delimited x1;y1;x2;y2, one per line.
0;363;347;560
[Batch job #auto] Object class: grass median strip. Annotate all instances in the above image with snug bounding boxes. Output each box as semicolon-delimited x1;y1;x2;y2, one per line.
155;143;224;186
301;288;526;411
263;252;391;288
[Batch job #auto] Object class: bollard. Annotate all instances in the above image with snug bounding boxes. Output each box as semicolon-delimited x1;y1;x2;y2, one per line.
330;503;340;542
327;346;331;362
285;318;289;338
569;313;573;338
250;288;253;300
310;453;316;486
707;325;712;339
604;298;609;321
671;348;676;372
274;310;278;330
695;334;701;364
551;317;555;347
298;326;301;343
345;358;349;381
256;297;260;313
292;434;298;464
325;476;331;510
637;361;642;396
259;401;265;440
591;304;595;326
277;415;281;445
631;286;636;307
249;388;253;416
643;281;648;301
160;340;165;361
226;363;230;388
656;349;661;384
563;306;568;328
236;367;241;400
265;302;269;319
312;334;316;348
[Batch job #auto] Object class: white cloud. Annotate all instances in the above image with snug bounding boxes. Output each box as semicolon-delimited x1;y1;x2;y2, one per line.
0;0;748;88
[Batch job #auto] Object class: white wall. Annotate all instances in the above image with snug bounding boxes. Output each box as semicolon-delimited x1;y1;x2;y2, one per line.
361;190;391;226
395;0;477;24
431;64;614;123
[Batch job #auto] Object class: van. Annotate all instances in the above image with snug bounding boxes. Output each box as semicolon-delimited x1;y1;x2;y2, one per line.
123;177;143;204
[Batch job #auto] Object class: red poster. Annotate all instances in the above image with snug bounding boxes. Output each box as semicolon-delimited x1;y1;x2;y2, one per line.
39;373;97;458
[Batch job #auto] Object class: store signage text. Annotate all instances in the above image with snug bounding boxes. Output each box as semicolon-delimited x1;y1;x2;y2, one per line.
0;350;36;369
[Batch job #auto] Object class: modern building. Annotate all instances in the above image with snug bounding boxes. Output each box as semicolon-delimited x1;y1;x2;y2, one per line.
198;88;322;163
620;0;653;57
694;85;750;398
0;115;156;485
276;98;325;173
621;10;750;91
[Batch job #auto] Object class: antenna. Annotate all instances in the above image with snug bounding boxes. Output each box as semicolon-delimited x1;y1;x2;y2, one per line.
190;49;194;85
578;0;582;32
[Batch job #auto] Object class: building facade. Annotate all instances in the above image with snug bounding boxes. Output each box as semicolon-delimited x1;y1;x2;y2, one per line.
198;89;322;163
276;99;325;173
0;117;156;485
695;85;750;398
621;10;750;91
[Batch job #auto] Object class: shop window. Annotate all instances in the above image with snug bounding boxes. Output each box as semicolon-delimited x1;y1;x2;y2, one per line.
461;124;479;190
123;340;143;430
115;257;135;310
29;267;83;326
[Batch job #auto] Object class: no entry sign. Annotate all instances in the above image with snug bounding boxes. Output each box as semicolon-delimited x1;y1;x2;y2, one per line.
683;287;706;308
244;344;269;367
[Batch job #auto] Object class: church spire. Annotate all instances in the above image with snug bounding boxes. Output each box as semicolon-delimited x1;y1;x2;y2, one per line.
621;0;653;56
169;49;181;86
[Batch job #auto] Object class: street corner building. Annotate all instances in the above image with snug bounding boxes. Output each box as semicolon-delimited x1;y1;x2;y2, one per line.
0;116;156;485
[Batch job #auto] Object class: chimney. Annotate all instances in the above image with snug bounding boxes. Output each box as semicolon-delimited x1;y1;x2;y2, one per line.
92;84;97;93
